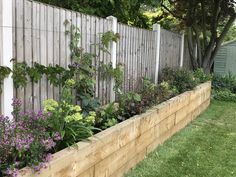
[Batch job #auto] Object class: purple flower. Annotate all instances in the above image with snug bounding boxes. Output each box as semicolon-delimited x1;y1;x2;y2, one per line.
11;98;22;107
5;168;19;177
47;112;52;118
68;62;80;69
53;132;62;141
41;138;56;150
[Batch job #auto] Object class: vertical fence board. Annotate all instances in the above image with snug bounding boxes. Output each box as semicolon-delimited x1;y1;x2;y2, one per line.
65;10;72;68
15;0;25;109
32;2;40;110
59;9;66;68
53;7;60;101
0;0;2;113
39;4;47;108
46;6;54;100
24;0;33;110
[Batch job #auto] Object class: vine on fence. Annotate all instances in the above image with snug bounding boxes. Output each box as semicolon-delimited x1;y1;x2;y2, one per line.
0;66;11;93
0;22;122;108
101;31;120;52
99;62;124;94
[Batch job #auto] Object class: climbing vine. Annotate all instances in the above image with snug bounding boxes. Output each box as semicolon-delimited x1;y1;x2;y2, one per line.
99;62;124;94
0;22;122;110
0;66;11;93
101;31;120;52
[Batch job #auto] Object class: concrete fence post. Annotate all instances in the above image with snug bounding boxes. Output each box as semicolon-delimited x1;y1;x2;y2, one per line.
0;0;14;117
106;16;117;102
153;23;161;84
180;33;185;68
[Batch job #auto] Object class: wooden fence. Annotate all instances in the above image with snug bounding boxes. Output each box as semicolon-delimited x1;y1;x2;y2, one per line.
0;0;188;114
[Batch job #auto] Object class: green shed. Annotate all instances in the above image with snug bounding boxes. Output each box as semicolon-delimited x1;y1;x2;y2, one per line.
214;39;236;75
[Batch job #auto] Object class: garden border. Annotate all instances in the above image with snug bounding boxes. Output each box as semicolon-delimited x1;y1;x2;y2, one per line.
19;81;212;177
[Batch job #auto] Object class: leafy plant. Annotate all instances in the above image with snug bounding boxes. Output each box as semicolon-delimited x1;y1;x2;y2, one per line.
95;102;119;130
68;24;100;113
141;77;159;106
212;73;236;94
193;68;212;83
101;31;120;51
118;91;144;120
161;67;198;93
0;66;11;93
27;62;46;83
12;61;28;89
157;81;179;102
213;88;236;102
43;79;96;150
0;98;60;176
99;62;124;94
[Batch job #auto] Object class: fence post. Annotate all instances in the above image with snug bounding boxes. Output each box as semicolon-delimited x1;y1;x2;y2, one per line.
153;23;161;84
106;16;117;102
1;0;14;117
180;33;185;68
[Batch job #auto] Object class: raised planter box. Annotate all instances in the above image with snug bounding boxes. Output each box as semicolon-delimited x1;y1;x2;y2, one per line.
19;82;212;177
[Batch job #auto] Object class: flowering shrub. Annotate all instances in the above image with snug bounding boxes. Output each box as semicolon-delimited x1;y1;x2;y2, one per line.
43;99;96;150
43;79;96;150
0;98;60;176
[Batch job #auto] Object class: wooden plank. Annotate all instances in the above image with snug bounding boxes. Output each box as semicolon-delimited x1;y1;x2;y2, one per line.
39;4;47;108
123;25;127;93
46;6;54;100
24;0;33;110
65;10;72;67
98;18;104;104
86;15;91;53
15;0;25;110
103;18;109;103
0;0;2;114
59;9;66;68
53;7;60;101
12;0;17;99
94;17;100;99
132;28;136;90
81;14;87;52
32;2;40;110
90;16;96;99
127;26;131;91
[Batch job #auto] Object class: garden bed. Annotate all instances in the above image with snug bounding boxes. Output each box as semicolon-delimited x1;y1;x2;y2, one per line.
19;81;211;177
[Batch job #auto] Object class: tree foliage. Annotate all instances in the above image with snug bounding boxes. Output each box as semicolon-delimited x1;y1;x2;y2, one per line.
36;0;158;28
222;25;236;42
160;0;236;73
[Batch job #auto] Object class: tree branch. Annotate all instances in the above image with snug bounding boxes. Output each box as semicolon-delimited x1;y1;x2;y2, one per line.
160;2;185;21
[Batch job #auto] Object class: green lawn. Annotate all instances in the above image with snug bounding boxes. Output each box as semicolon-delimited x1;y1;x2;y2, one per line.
125;101;236;177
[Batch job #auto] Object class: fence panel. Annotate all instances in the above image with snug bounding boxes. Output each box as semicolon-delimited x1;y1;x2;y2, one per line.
0;0;2;114
159;28;182;75
0;0;186;114
11;0;113;110
117;24;157;93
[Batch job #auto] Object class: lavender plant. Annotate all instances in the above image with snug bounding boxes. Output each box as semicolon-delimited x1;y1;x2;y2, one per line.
0;98;61;176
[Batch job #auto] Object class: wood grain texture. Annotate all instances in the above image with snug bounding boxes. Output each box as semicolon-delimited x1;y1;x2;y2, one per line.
18;82;212;177
0;0;2;113
3;0;186;113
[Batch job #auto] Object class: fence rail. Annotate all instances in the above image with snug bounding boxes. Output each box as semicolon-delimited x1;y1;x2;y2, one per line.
0;0;188;115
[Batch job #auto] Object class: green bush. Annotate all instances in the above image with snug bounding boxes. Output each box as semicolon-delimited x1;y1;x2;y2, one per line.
193;68;212;83
43;79;96;150
95;102;119;130
212;73;236;94
161;67;198;93
141;77;159;106
213;89;236;102
157;81;179;102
